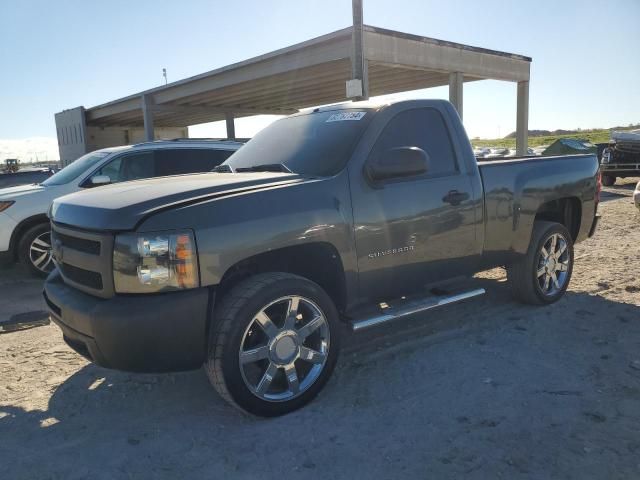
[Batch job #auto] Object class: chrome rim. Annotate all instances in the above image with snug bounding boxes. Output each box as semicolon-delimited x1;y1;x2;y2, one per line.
29;231;53;272
536;233;570;296
239;295;330;402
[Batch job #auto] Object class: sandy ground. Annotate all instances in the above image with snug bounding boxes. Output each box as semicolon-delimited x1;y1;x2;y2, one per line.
1;179;639;479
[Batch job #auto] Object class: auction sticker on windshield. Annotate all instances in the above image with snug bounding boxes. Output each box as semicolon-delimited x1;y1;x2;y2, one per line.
326;112;367;122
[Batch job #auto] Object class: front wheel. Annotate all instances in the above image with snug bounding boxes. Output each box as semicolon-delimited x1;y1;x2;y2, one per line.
507;221;574;305
205;273;340;416
19;223;55;277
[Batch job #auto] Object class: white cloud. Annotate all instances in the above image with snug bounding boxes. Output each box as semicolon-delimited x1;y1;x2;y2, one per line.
0;137;59;164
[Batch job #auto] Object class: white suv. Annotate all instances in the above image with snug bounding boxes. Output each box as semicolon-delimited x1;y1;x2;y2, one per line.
0;139;243;276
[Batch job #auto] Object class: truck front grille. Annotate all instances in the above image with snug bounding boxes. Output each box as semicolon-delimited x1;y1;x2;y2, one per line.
51;223;115;298
55;232;101;255
616;141;640;156
613;141;640;164
58;263;103;290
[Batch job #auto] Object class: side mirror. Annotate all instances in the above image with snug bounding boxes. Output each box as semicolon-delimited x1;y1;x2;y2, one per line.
367;146;429;182
90;175;111;186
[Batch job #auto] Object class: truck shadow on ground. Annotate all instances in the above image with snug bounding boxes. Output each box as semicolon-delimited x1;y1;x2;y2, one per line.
600;178;638;203
2;277;640;478
608;180;639;191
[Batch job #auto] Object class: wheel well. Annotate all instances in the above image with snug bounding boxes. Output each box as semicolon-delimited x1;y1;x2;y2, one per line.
8;214;50;260
217;243;348;313
534;197;581;241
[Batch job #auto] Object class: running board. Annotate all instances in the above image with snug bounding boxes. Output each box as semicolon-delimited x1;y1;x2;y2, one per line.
350;288;486;332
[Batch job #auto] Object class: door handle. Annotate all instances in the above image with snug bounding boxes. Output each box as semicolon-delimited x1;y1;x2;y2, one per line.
442;190;469;206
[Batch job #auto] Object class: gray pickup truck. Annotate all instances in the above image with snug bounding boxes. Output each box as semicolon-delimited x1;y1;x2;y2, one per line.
44;100;601;416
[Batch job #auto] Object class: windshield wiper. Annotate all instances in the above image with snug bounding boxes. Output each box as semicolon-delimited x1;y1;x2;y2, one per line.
234;163;292;173
212;165;233;173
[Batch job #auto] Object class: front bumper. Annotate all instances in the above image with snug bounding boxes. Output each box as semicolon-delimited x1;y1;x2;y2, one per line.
0;211;18;253
600;163;640;177
44;269;211;372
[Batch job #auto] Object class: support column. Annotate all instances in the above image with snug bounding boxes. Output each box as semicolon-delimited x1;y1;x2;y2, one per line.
516;80;529;155
349;0;368;100
225;112;236;140
448;72;463;120
362;59;369;100
141;94;155;141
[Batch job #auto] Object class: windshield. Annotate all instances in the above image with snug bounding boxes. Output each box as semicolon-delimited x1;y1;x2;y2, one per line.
42;151;111;186
223;109;374;176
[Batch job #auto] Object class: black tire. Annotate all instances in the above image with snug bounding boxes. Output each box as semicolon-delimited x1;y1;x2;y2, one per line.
18;223;54;277
507;221;574;305
601;174;616;187
205;272;340;416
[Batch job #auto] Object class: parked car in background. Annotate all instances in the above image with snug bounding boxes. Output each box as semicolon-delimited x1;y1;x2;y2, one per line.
532;146;547;156
600;130;640;186
0;168;54;189
0;139;243;276
484;147;510;158
473;147;491;158
44;100;600;416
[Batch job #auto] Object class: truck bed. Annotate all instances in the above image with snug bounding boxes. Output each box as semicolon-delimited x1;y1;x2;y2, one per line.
477;154;599;264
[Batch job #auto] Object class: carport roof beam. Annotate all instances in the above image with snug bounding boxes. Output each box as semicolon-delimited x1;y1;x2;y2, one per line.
73;25;531;130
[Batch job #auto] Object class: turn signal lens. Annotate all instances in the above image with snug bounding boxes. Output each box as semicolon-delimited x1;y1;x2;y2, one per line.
173;234;197;288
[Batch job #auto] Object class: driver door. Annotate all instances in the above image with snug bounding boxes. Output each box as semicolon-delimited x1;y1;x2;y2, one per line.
351;107;480;301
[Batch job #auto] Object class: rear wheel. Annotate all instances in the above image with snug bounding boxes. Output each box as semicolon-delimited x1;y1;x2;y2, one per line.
601;174;616;187
19;223;54;277
205;272;340;416
507;221;574;305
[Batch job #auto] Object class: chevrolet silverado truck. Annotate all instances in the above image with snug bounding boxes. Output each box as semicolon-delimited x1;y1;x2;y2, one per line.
44;100;601;416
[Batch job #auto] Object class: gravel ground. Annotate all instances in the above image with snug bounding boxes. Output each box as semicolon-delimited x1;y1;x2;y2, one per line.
1;180;639;479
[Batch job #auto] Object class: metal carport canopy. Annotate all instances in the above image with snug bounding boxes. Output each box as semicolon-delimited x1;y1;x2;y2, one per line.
84;25;531;130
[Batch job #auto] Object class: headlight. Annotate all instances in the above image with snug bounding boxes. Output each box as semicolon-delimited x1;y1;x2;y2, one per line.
0;201;15;213
113;230;199;293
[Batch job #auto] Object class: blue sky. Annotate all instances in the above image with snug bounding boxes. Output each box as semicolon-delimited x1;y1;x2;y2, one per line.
1;0;639;156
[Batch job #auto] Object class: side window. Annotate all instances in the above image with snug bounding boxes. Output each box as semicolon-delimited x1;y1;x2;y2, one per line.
96;157;123;181
89;152;154;185
119;152;155;181
369;108;458;178
155;148;235;176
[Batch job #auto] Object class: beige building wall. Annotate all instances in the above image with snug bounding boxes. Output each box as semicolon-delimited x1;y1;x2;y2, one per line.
85;126;188;153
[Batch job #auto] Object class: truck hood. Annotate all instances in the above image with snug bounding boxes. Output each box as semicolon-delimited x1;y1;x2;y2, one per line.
51;172;309;231
0;183;47;200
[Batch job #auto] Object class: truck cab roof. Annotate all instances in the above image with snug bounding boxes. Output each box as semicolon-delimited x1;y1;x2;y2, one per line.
296;98;453;116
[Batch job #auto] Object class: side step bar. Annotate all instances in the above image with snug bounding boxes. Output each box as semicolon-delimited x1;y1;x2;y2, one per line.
350;288;485;332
